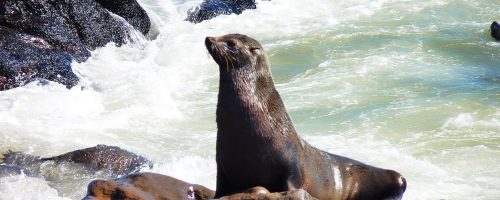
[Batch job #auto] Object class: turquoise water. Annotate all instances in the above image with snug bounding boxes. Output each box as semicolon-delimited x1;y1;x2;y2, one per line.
0;0;499;199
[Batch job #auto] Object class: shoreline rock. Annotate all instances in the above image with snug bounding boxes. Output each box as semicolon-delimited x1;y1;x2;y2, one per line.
186;0;257;24
219;189;317;200
0;164;31;177
0;0;150;91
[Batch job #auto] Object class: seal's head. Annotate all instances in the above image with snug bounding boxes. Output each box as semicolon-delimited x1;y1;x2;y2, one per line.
492;21;500;40
205;34;269;77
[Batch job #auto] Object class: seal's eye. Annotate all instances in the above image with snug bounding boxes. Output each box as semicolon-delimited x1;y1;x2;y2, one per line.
226;40;236;48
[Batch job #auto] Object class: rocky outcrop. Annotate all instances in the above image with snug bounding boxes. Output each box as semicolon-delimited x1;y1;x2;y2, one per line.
0;164;31;177
186;0;257;24
219;189;317;200
492;21;500;41
94;0;151;35
83;172;317;200
0;26;79;90
0;0;150;90
1;145;152;176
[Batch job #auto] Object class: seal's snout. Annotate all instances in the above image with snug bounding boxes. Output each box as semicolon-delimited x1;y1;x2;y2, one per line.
388;170;407;199
492;21;499;30
400;176;407;192
205;36;216;48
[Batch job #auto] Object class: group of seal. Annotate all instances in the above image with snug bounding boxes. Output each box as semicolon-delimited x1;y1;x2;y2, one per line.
205;34;407;200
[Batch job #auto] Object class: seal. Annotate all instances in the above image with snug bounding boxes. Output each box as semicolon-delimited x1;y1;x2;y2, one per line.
205;34;407;200
492;21;500;41
84;172;215;200
2;144;152;176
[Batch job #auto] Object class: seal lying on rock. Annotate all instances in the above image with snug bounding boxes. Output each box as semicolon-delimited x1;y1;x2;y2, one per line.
205;34;407;200
1;145;152;176
83;172;316;200
83;172;215;200
186;0;257;23
492;21;500;41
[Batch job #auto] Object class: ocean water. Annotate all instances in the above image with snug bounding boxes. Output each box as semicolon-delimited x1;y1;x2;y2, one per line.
1;0;499;199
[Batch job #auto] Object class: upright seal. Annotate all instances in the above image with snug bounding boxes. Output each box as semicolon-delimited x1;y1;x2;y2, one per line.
205;34;407;200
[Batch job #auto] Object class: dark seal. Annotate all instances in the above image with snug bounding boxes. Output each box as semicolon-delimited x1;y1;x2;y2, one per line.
492;21;500;41
2;144;151;176
83;172;215;200
205;34;407;200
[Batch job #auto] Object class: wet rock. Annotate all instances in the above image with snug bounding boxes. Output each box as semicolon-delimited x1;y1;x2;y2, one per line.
492;21;500;41
219;189;317;200
1;150;43;173
83;172;215;200
94;0;151;35
186;0;257;24
1;145;152;176
0;0;151;90
0;164;32;177
0;26;79;90
0;0;91;62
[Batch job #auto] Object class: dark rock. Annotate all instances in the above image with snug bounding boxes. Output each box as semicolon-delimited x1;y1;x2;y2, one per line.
0;0;91;61
0;0;151;90
1;145;152;176
0;0;147;50
1;150;44;173
492;21;500;41
83;172;215;200
94;0;151;35
0;26;79;90
219;189;317;200
0;164;32;177
186;0;257;24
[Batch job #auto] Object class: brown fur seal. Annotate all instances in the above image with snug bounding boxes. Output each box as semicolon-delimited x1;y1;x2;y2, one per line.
84;172;215;200
205;34;407;200
1;145;152;176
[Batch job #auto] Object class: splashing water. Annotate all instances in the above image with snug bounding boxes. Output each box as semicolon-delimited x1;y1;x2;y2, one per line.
1;0;499;199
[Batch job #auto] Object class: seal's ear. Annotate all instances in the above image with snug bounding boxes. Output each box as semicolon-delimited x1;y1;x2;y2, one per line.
250;47;261;55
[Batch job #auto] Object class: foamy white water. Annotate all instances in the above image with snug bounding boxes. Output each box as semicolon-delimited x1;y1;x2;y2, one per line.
1;0;499;199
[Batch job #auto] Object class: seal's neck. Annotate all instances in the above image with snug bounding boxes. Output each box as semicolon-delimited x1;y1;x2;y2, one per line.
218;68;272;108
217;68;296;138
